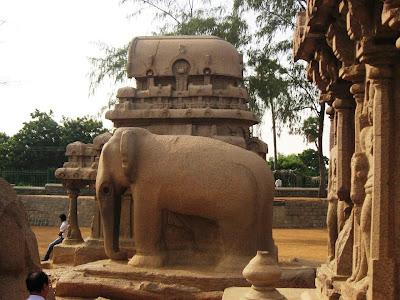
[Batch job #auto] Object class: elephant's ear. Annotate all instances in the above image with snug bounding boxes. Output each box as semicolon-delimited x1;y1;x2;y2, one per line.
120;129;137;182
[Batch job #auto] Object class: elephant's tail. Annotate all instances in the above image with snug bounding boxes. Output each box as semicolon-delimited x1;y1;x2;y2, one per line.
120;129;137;182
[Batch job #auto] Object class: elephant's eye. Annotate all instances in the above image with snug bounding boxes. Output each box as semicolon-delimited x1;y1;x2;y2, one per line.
103;186;111;195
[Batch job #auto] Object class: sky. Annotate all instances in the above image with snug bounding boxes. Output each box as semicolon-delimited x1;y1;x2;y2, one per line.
0;0;330;159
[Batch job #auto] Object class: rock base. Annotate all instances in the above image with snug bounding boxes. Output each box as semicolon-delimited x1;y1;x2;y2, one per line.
54;259;316;299
315;264;349;300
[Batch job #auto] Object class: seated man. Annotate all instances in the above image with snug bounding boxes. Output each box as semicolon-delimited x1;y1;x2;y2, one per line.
42;214;68;261
26;271;49;300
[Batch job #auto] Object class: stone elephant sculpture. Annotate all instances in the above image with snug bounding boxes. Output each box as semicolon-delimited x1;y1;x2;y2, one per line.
96;127;276;269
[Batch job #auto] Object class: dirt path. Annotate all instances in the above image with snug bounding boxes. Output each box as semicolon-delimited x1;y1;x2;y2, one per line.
33;227;327;263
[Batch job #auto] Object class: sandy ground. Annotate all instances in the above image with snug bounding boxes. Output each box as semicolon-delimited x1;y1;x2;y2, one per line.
33;226;327;263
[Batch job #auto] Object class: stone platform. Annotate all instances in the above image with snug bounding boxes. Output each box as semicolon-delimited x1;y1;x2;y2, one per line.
222;287;316;300
51;259;316;299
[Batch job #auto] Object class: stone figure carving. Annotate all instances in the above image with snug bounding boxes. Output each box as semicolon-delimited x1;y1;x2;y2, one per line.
327;145;338;263
96;127;276;270
348;80;374;285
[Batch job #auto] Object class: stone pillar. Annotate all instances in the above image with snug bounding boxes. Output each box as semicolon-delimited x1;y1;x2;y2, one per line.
368;65;396;299
332;94;355;204
346;64;366;279
329;91;354;278
64;187;84;245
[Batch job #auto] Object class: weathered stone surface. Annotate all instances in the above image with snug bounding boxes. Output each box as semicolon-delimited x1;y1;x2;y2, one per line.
0;177;55;299
53;259;316;299
0;177;41;298
96;127;276;270
222;287;314;300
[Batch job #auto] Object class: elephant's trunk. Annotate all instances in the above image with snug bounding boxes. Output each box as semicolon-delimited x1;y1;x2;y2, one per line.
97;181;127;261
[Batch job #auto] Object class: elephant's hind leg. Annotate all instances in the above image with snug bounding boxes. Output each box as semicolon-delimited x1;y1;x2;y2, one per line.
216;218;256;272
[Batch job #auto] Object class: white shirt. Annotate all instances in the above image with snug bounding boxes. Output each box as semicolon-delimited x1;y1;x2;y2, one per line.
60;220;68;238
27;295;45;300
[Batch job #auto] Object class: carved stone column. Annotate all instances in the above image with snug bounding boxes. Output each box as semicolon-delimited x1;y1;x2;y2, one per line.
332;92;355;204
367;65;396;299
64;186;84;245
329;86;354;278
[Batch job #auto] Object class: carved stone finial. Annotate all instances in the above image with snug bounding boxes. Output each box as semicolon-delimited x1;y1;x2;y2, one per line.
242;251;286;300
179;44;186;54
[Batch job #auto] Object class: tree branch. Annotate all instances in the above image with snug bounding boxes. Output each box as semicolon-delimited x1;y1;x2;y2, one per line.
139;0;181;24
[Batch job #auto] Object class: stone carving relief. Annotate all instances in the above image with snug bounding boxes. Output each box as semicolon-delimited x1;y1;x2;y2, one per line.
294;1;400;299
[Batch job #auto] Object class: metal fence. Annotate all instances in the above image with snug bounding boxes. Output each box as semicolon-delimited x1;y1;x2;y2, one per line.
0;168;322;188
0;168;60;186
274;170;322;188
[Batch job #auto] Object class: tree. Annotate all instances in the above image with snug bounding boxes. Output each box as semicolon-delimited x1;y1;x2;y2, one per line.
268;153;307;172
247;52;296;170
298;148;328;177
236;0;327;196
3;110;107;170
61;116;107;145
0;132;10;170
298;116;328;196
6;110;64;170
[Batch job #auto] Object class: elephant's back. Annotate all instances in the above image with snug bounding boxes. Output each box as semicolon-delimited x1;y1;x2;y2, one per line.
143;133;274;189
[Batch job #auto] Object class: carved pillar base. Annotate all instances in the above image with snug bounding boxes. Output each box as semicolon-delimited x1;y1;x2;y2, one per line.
315;264;348;300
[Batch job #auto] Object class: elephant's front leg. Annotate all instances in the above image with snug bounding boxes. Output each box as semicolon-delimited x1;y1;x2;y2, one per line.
128;189;166;268
97;180;127;261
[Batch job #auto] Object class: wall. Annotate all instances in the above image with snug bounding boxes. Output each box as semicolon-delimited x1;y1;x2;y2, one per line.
273;197;328;229
19;194;328;229
19;195;95;227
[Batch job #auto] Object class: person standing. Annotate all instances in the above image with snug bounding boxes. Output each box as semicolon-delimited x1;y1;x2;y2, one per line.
26;271;49;300
42;214;68;261
275;178;282;187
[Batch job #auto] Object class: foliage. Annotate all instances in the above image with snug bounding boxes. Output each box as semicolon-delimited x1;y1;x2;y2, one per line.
6;110;64;170
234;0;306;47
268;153;306;172
268;149;328;177
88;42;130;95
0;132;10;169
246;52;290;120
61;115;107;145
298;116;319;145
0;110;107;171
298;148;328;176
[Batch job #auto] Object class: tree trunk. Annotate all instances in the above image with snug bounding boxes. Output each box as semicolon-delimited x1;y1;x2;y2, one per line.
318;103;327;197
271;102;278;170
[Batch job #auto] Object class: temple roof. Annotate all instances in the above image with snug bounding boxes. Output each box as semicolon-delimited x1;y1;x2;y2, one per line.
127;36;243;79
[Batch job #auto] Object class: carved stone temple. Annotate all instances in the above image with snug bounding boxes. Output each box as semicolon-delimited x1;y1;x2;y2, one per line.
108;36;267;155
53;36;278;299
293;1;400;299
